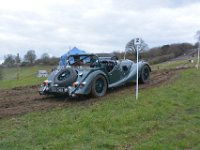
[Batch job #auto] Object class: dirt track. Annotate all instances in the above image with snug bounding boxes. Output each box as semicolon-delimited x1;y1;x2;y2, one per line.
0;68;187;119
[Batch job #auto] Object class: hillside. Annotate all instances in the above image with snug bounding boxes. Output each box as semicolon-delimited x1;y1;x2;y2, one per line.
171;48;197;61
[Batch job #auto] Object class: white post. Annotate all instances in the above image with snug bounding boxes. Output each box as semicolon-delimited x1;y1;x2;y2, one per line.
134;38;141;100
197;42;200;69
136;45;139;100
124;51;126;60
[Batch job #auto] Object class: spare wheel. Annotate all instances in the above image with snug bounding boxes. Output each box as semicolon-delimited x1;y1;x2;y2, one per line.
54;68;77;86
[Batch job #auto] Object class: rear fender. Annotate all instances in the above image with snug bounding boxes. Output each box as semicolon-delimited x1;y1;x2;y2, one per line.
73;70;108;95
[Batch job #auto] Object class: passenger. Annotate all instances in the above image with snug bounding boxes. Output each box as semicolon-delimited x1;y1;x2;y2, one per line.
90;56;97;67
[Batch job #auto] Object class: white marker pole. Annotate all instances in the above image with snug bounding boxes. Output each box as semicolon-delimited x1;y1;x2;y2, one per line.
134;38;141;100
197;42;200;69
136;45;139;100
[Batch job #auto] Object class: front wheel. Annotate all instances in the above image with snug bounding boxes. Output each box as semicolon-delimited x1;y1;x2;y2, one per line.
139;65;150;84
91;75;107;97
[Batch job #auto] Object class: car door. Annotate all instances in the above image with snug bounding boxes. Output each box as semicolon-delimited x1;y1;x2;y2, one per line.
108;61;122;84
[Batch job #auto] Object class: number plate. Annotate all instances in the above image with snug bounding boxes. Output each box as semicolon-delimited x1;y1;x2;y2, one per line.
51;87;65;93
58;88;64;92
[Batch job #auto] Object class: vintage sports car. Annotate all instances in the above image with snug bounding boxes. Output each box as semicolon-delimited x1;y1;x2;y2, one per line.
39;54;151;97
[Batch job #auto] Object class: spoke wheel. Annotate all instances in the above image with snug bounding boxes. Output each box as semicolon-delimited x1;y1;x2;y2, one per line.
139;65;150;84
91;75;107;97
58;70;70;81
54;68;77;86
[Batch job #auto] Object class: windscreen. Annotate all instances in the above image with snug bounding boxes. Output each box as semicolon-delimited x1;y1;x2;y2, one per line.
67;55;99;67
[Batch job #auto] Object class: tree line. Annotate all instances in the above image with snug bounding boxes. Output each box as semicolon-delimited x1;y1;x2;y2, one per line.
2;50;59;67
113;42;197;64
1;42;198;68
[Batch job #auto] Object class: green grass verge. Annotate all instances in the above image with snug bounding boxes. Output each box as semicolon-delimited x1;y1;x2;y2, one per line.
0;68;200;149
151;58;197;70
0;65;54;89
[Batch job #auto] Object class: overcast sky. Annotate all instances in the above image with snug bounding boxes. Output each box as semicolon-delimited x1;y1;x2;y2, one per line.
0;0;200;63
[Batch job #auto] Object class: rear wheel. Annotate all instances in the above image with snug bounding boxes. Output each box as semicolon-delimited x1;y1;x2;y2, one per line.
139;65;150;83
91;75;107;97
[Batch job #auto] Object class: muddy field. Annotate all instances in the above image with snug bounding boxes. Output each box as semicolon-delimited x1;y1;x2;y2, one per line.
0;68;187;119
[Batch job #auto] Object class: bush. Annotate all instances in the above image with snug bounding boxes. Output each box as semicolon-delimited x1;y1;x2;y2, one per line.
149;54;175;65
138;43;195;64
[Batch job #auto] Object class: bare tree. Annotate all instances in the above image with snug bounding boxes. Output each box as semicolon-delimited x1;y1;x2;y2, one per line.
41;53;50;65
24;50;36;65
3;54;16;67
15;54;21;64
195;30;200;41
125;38;148;59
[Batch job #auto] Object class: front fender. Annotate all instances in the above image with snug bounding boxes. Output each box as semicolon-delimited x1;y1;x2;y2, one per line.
129;61;150;81
109;61;150;88
137;62;151;78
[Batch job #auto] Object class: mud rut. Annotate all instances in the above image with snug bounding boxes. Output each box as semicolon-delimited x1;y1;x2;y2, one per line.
0;68;187;119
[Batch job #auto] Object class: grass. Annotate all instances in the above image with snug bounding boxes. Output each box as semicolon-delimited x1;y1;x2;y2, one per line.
0;65;54;89
151;58;197;70
0;68;200;149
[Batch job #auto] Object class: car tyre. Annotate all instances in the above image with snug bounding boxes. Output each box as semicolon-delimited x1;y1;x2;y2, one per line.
139;65;150;84
91;74;107;97
54;68;77;86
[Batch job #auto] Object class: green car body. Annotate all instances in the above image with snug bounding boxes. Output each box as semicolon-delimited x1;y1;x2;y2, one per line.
39;54;151;97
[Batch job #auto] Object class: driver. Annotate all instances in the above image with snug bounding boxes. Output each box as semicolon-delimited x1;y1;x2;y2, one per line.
90;56;97;67
77;59;83;66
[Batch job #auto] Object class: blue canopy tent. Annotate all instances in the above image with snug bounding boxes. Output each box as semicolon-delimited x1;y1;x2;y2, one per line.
59;47;87;66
